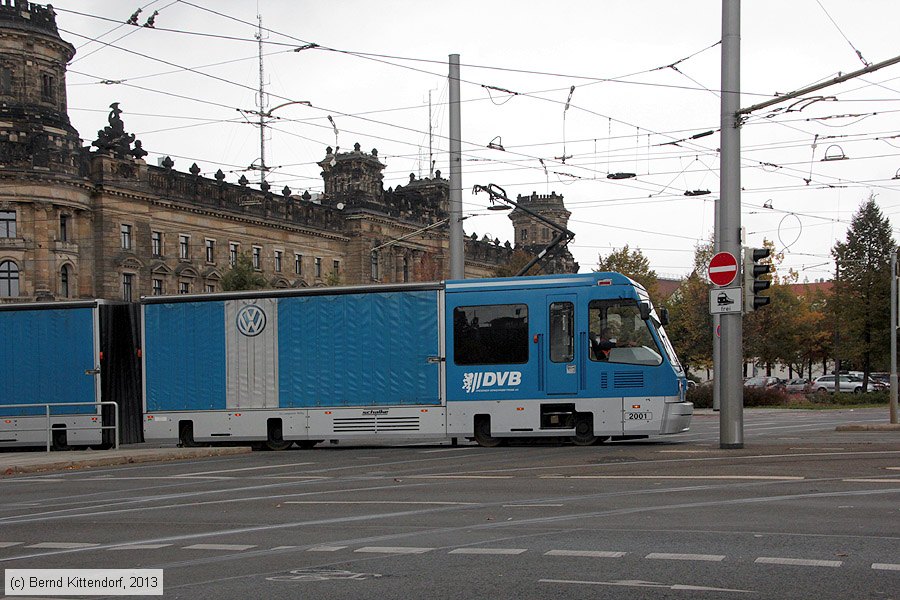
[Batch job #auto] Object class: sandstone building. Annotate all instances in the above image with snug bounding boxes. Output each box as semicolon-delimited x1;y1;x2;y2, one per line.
0;1;577;302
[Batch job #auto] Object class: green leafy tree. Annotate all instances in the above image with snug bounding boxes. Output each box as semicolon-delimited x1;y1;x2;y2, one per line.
831;196;895;386
595;245;659;303
494;249;541;277
221;252;267;291
662;240;715;376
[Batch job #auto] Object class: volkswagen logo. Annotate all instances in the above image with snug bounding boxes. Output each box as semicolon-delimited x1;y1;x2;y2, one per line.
236;305;267;337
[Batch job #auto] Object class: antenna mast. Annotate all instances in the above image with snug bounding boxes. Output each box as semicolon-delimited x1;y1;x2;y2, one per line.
428;89;434;178
255;13;269;184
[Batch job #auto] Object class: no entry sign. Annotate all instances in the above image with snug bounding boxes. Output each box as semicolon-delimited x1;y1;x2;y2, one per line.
708;252;738;287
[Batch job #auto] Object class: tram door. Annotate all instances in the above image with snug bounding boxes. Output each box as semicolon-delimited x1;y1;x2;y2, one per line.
545;295;579;395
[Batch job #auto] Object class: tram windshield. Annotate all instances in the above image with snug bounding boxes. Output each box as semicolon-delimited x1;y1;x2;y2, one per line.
588;299;663;366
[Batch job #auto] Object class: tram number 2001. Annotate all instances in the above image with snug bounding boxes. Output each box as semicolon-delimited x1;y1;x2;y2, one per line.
626;412;652;421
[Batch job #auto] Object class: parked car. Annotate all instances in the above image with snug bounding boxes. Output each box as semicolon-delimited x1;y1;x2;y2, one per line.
811;374;880;393
744;376;784;389
784;378;811;393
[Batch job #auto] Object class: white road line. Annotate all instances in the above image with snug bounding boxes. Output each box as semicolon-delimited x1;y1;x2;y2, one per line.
449;548;527;555
755;557;842;567
843;478;900;483
26;542;100;549
108;544;172;550
86;476;234;481
502;504;564;508
420;447;479;453
285;501;476;505
872;563;900;571
407;475;513;479
307;546;347;552
647;552;725;562
540;475;804;480
355;546;433;554
539;579;753;593
174;462;315;477
657;450;710;454
886;467;900;471
545;550;626;558
183;544;257;551
0;542;22;548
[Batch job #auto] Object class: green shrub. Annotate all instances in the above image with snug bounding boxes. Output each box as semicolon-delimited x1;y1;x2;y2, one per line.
687;384;712;408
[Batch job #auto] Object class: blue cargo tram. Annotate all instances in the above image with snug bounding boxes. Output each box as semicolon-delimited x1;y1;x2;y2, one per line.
142;272;692;448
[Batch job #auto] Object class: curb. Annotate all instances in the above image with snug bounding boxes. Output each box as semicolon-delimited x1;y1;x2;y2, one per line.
835;424;900;432
1;446;253;478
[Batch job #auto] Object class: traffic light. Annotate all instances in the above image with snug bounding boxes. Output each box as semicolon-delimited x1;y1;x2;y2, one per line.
743;247;772;311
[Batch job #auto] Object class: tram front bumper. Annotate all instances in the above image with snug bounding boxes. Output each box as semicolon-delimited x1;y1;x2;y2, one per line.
661;401;693;434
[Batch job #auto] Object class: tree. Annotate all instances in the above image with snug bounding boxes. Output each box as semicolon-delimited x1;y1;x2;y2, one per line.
494;249;542;277
221;252;267;291
831;195;896;387
595;245;659;303
662;240;714;376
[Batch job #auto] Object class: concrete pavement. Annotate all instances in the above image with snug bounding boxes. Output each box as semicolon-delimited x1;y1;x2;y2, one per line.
0;445;251;478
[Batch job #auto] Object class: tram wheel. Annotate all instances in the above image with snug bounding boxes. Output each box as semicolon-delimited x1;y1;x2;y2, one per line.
264;438;294;451
571;417;597;446
178;423;201;448
473;417;504;447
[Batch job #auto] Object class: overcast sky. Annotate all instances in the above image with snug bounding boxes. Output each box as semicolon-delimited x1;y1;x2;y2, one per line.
45;0;900;280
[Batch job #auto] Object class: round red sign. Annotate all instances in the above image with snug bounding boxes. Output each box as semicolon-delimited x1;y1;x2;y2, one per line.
708;252;738;287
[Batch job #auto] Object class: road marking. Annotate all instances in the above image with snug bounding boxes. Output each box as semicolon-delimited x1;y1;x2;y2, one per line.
449;548;527;555
26;542;100;549
540;579;753;593
872;563;900;571
108;544;172;550
502;504;564;508
0;542;22;548
540;475;804;480
174;462;315;477
407;475;513;479
355;546;432;554
183;544;257;551
285;501;476;505
886;467;900;470
657;450;710;453
755;557;842;567
843;479;900;483
545;550;626;558
647;552;725;562
420;447;479;453
307;546;347;552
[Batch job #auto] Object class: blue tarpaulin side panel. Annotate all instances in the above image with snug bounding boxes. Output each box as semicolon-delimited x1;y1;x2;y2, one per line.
278;290;439;407
144;302;226;411
0;308;96;416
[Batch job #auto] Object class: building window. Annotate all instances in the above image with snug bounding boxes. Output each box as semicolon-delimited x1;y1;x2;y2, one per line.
179;281;190;294
41;73;55;102
252;246;261;270
60;265;71;298
521;228;528;241
122;273;134;302
0;67;11;95
0;260;19;297
294;253;302;275
274;250;283;272
120;224;132;250
403;257;409;283
59;214;69;242
152;278;163;295
542;228;550;241
151;231;162;257
205;239;216;263
229;242;239;266
179;235;190;260
1;210;16;238
205;284;215;293
315;257;322;278
332;260;340;275
371;253;379;281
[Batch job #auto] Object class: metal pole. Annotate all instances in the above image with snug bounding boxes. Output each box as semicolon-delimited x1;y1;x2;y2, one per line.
719;0;743;448
448;54;465;280
891;250;898;423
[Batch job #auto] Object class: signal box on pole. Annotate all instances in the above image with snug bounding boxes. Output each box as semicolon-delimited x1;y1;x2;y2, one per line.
743;247;772;311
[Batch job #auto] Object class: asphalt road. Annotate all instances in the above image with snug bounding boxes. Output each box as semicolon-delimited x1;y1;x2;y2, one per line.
1;408;898;599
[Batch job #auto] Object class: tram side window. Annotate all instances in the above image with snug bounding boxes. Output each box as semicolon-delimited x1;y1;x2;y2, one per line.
588;299;662;366
549;301;574;363
453;304;528;365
